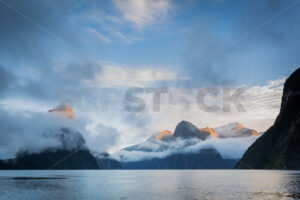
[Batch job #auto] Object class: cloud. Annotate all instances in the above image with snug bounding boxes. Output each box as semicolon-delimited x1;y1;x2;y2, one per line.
113;31;143;44
0;57;284;157
0;108;78;159
181;22;235;87
183;135;260;159
0;0;77;62
87;27;111;43
112;135;260;162
128;77;284;135
178;0;300;87
84;123;121;153
85;64;186;87
112;137;200;161
0;0;294;158
240;78;284;113
0;66;14;96
0;105;123;159
112;0;171;29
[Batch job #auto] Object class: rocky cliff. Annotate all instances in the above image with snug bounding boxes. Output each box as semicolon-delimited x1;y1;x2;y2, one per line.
236;68;300;169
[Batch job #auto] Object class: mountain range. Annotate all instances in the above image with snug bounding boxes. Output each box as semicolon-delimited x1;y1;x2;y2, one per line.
0;115;258;169
3;65;299;171
114;121;259;169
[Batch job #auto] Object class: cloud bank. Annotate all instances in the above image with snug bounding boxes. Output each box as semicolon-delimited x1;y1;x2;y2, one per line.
112;134;261;162
0;106;122;159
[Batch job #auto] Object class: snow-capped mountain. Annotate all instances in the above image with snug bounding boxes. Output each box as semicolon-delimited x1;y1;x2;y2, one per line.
112;120;260;169
155;121;258;141
214;122;259;138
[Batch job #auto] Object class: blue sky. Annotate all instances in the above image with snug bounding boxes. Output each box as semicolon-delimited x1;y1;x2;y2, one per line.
63;0;299;86
1;0;299;85
0;0;299;153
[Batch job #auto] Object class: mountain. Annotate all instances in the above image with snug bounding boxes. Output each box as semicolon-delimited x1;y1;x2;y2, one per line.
120;120;212;155
123;136;174;152
156;130;173;141
155;121;258;141
94;152;122;169
215;122;259;138
0;127;100;169
173;121;210;140
0;105;101;169
115;120;257;169
198;127;219;138
121;148;228;169
161;149;227;169
236;68;300;169
0;149;99;170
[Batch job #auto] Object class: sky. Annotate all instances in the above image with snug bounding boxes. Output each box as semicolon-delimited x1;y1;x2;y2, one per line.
0;0;300;154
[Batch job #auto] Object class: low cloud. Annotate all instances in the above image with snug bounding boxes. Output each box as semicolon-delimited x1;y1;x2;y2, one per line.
112;135;260;162
0;109;75;159
84;123;121;153
183;135;260;159
0;107;121;159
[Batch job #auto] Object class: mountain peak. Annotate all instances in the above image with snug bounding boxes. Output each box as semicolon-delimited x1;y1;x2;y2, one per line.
232;122;245;129
156;130;173;140
174;121;210;140
216;122;245;131
198;127;219;138
215;122;258;138
48;103;75;119
280;67;300;113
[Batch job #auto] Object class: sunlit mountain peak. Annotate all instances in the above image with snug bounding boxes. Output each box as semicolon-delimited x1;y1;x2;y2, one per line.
48;103;75;119
198;127;219;138
156;130;173;140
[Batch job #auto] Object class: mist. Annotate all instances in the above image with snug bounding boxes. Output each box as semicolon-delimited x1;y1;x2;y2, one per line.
0;108;87;159
0;106;122;159
112;134;260;162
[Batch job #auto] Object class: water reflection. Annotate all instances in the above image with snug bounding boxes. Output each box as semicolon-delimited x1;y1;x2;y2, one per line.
254;191;300;199
0;170;299;200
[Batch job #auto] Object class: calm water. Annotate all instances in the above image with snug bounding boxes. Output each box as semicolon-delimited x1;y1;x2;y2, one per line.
0;170;299;200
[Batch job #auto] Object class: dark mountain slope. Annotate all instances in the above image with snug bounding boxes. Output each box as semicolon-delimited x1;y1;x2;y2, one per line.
174;121;210;140
236;68;300;169
121;148;228;169
160;148;227;169
0;128;100;169
0;149;99;169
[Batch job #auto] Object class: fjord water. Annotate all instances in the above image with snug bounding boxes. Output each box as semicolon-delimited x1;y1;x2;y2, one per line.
0;170;299;200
